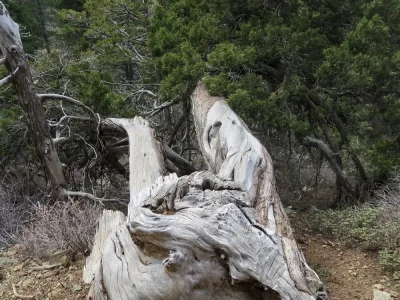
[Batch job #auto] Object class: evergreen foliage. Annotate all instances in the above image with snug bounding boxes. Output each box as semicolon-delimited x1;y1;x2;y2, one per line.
2;0;400;203
149;0;400;184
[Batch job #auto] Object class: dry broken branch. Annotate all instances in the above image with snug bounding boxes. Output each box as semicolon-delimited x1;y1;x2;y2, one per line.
67;191;127;207
12;284;34;299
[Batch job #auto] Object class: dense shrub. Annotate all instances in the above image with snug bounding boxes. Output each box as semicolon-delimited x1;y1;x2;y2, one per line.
308;207;389;251
307;173;400;274
19;200;102;258
379;248;400;273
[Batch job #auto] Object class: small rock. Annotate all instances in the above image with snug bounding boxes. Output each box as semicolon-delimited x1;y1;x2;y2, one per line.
71;284;82;293
15;271;27;276
43;270;59;278
373;284;384;291
49;249;72;266
390;290;398;298
22;278;34;287
308;206;320;213
285;206;296;214
373;290;391;300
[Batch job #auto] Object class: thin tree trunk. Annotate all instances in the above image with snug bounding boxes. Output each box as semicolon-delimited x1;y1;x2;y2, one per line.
85;83;327;299
0;2;66;199
35;0;50;54
302;136;357;201
331;112;368;183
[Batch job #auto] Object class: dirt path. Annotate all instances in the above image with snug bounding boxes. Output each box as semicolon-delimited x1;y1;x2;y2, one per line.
291;214;399;300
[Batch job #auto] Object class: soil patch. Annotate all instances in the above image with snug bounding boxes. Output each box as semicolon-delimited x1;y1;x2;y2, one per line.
291;213;400;300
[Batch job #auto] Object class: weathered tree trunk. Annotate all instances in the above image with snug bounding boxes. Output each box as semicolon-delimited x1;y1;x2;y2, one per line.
0;3;326;298
84;83;327;300
0;2;66;200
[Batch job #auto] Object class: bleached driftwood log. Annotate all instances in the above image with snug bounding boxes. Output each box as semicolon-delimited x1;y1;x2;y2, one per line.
85;83;326;300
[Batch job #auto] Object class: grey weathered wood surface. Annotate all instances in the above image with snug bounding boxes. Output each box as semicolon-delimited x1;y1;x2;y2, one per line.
85;84;326;299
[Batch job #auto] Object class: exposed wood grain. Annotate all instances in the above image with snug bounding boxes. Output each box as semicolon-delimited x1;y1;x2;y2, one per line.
87;84;326;299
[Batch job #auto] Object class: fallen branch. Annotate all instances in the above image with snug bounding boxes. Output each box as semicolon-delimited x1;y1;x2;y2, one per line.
67;191;127;207
30;263;63;271
163;144;197;175
12;284;34;299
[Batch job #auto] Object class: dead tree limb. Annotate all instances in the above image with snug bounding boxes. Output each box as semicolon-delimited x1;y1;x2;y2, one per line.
85;83;327;300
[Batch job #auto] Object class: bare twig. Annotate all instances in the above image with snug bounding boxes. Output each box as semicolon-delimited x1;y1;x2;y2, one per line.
145;100;175;117
12;284;34;299
30;263;63;271
67;191;127;207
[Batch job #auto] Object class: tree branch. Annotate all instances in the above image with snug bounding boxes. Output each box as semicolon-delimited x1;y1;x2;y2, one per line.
67;191;127;207
302;136;357;200
168;114;186;146
53;137;70;145
12;284;34;299
38;93;104;149
38;94;97;121
0;73;12;87
163;144;197;175
0;57;5;65
331;111;369;182
0;66;19;87
145;100;175;117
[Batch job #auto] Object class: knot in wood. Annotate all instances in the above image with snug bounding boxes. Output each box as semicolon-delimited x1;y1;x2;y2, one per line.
162;250;184;272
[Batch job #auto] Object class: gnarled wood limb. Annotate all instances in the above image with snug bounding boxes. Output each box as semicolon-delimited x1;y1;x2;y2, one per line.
86;83;326;300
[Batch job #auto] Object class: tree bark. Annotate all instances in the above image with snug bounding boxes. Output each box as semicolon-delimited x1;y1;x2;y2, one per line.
85;83;327;300
0;2;66;200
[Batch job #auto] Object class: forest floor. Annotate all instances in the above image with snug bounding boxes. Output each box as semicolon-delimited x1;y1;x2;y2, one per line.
290;212;400;300
0;213;398;300
0;247;90;300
